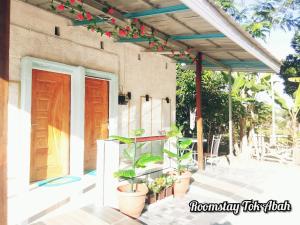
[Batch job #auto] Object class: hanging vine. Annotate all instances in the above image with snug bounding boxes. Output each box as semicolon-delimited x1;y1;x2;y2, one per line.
50;0;196;63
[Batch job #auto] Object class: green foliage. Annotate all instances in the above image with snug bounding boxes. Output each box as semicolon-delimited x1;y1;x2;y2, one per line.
164;125;193;174
216;0;300;39
111;129;163;192
291;31;300;54
113;169;136;179
280;31;300;97
148;176;167;194
176;66;229;138
135;153;162;168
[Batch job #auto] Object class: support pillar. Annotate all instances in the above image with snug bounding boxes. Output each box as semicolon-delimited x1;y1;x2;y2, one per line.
228;70;234;156
196;53;204;170
0;0;10;225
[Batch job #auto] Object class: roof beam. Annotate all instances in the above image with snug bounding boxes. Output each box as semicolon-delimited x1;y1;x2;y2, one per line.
72;17;107;26
118;37;156;43
118;33;225;42
81;0;229;70
123;4;189;18
180;0;281;73
220;60;268;68
170;33;225;40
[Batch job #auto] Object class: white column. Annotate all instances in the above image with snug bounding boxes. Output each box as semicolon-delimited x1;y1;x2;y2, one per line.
70;66;85;176
271;74;276;145
228;70;233;156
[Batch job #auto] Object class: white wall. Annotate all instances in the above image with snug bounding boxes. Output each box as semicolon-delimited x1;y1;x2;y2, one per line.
7;0;176;223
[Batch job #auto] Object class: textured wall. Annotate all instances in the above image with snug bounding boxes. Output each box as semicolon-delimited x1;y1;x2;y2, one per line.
7;0;176;223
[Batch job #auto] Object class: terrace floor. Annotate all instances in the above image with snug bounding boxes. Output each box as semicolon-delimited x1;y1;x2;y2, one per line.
139;156;300;225
31;156;300;225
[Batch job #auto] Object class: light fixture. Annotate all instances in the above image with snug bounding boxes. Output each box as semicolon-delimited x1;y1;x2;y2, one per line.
145;94;150;101
127;92;132;100
118;91;132;105
165;97;170;104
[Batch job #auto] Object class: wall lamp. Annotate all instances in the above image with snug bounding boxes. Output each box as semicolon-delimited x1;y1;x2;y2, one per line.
145;94;150;102
118;92;131;105
165;97;170;104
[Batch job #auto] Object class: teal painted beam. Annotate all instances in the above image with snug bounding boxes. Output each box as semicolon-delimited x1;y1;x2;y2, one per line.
72;18;106;26
118;37;156;43
221;60;268;68
176;60;268;70
123;4;189;18
171;33;226;40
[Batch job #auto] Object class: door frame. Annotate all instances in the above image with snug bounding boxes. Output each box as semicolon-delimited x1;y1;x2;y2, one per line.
20;56;118;193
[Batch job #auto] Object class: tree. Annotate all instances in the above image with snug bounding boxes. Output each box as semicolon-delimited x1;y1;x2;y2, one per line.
275;85;300;148
176;66;272;155
280;31;300;96
216;0;300;39
176;66;229;140
227;72;272;154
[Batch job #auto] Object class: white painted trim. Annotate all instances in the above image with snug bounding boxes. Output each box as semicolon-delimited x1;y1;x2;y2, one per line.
86;68;118;136
180;0;281;73
20;56;118;192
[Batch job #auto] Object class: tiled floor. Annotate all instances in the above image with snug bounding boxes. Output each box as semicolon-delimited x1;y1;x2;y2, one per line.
139;157;300;225
30;157;300;225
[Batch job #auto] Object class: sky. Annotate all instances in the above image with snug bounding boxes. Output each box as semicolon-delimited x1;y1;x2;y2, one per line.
256;29;295;107
261;30;295;60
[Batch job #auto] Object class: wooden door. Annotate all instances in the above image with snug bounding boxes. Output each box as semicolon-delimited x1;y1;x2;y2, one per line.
30;69;70;182
84;77;109;172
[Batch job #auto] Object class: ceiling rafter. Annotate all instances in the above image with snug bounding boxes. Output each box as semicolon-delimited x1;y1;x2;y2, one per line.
53;0;230;70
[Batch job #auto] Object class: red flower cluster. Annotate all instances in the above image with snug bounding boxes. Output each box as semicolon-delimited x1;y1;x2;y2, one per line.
149;42;156;48
57;4;64;11
140;25;145;36
133;33;139;39
157;46;164;52
105;31;112;38
86;12;93;21
119;29;127;37
108;8;115;15
77;12;84;21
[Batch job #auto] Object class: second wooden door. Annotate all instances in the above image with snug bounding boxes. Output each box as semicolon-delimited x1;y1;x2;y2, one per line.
84;77;109;172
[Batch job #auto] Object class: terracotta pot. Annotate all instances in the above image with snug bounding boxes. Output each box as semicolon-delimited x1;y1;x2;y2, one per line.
157;189;165;200
146;192;157;204
165;186;173;197
173;171;191;197
117;183;148;218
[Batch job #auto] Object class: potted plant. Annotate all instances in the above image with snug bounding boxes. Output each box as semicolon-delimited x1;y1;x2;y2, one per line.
112;129;163;218
155;177;167;200
164;174;175;197
147;176;166;203
163;125;193;197
146;182;157;204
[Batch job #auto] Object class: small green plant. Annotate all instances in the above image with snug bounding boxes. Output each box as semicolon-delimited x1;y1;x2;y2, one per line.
148;176;166;194
163;125;193;175
111;129;163;192
164;174;176;188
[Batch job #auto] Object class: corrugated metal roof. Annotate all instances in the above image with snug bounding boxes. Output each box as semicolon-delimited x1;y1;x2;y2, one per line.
23;0;282;73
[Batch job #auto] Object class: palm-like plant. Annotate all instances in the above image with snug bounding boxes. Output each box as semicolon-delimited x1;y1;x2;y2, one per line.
111;129;163;192
163;125;193;175
275;84;300;148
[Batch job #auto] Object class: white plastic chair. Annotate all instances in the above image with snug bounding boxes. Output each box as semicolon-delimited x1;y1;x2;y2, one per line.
204;135;222;167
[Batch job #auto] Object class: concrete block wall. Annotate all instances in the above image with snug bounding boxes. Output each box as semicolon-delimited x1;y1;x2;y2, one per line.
7;0;176;224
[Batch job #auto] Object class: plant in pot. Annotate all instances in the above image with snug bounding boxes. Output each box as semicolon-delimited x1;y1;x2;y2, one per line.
112;129;163;218
164;174;175;197
147;176;166;203
163;125;193;197
155;176;167;200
